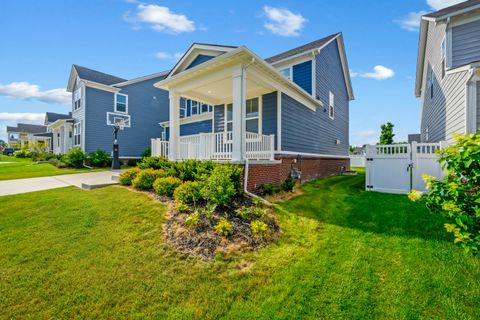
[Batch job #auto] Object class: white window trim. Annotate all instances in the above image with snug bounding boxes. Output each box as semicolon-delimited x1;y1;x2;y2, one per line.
73;122;81;147
441;36;447;80
73;87;82;111
224;97;263;134
329;91;335;120
225;103;233;132
181;98;213;119
114;93;128;114
277;58;315;98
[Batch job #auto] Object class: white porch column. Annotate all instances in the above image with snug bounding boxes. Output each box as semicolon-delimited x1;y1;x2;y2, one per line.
232;65;246;161
169;91;181;160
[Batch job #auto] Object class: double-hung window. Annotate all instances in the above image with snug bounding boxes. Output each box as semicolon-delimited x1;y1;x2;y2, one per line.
191;100;199;116
73;123;81;146
226;104;233;132
246;98;260;133
329;91;335;119
73;88;82;111
180;98;213;118
115;93;128;113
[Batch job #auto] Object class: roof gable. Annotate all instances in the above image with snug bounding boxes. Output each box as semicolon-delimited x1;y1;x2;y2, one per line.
67;65;127;92
424;0;480;20
167;43;237;78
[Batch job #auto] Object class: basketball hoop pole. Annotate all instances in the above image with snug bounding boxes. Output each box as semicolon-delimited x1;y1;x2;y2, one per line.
112;125;120;170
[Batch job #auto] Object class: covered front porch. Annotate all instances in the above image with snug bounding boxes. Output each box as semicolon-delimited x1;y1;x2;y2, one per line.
152;46;319;162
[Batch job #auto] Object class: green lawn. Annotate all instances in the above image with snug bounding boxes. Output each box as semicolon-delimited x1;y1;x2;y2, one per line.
0;155;106;180
0;170;479;319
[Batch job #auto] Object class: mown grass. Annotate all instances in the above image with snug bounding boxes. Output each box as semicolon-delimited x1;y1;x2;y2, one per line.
0;170;478;319
0;155;105;180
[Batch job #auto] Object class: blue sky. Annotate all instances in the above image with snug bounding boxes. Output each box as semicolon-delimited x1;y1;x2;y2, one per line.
0;0;464;145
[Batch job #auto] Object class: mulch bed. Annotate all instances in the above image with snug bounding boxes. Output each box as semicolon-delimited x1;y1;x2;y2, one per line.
163;197;281;261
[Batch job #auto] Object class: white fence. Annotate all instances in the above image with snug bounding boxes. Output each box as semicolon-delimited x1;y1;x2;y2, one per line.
349;155;366;167
365;142;446;194
151;132;275;161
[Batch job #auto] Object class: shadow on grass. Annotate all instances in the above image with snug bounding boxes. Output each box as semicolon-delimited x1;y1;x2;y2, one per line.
276;171;450;242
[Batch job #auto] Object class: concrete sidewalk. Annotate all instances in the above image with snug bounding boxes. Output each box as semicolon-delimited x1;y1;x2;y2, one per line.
0;171;122;197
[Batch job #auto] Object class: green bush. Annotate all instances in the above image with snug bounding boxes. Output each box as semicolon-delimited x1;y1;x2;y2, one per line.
31;152;56;161
138;156;171;170
141;147;151;158
281;177;296;192
214;218;233;236
416;133;480;254
175;201;189;213
119;167;142;186
250;220;269;237
63;148;87;168
132;168;167;190
185;211;200;228
48;158;68;168
13;150;31;158
88;149;112;167
235;206;252;220
253;206;268;218
198;203;217;219
201;164;241;206
174;181;203;204
127;158;139;167
258;183;281;195
153;176;182;196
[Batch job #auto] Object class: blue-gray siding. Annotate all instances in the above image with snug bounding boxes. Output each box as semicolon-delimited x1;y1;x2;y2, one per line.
452;19;480;68
180;119;213;135
281;39;349;156
262;91;277;148
186;54;215;69
292;60;312;94
84;75;168;157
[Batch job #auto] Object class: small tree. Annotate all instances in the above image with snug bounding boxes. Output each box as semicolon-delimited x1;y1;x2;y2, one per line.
379;122;395;144
408;133;480;254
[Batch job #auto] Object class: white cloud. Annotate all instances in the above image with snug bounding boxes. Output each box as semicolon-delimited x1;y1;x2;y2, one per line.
351;65;395;80
263;6;307;37
0;82;71;105
427;0;464;10
126;4;195;33
351;129;377;146
0;112;45;122
397;11;428;32
155;51;184;61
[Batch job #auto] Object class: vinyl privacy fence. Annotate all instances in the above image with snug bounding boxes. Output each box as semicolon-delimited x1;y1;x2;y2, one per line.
365;142;446;194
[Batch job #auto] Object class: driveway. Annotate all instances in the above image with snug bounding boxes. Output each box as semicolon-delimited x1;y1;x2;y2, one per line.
0;171;121;196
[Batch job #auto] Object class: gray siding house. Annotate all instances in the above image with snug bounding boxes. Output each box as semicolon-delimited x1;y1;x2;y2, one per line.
416;0;480;143
62;33;354;185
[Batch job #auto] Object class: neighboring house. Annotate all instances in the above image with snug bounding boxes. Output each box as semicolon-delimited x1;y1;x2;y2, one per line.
45;112;74;154
6;123;48;150
408;134;421;143
65;65;168;158
152;33;354;187
415;0;480;143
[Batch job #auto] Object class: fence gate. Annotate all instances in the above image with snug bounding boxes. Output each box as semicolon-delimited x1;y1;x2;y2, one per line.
365;142;444;194
365;144;412;194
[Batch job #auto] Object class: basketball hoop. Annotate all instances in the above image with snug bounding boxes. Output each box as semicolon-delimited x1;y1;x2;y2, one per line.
115;120;125;131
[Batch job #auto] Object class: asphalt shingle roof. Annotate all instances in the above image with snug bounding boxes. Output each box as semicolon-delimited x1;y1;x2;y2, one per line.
45;112;71;124
265;33;340;64
7;123;47;134
73;64;127;85
424;0;480;18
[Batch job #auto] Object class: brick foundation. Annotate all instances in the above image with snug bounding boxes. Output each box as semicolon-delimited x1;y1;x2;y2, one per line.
243;155;350;191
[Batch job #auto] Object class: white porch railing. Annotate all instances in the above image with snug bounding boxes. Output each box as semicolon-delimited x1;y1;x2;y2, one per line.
151;132;275;161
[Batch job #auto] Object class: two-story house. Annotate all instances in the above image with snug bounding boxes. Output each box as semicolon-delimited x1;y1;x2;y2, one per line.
416;0;480;143
63;32;353;186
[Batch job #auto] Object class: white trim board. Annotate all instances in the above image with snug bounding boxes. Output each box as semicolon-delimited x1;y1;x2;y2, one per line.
276;151;350;159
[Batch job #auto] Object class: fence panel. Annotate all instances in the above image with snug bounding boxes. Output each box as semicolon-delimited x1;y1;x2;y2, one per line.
350;155;366;167
411;142;444;191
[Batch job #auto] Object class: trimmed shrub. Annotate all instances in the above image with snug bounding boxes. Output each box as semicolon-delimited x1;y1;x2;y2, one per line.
132;168;167;190
48;158;68;168
258;183;281;196
119;167;142;186
63;148;87;168
88;149;112;167
175;201;189;213
127;158;139;167
281;177;296;192
173;181;203;204
138;156;170;170
141;147;151;158
214;218;233;236
235;206;252;220
153;176;182;196
13;150;31;158
31;152;56;161
201;164;240;206
250;220;269;237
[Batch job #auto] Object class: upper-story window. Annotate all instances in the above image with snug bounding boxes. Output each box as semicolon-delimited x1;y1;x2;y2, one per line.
441;37;446;79
180;98;213;119
73;88;81;111
280;67;292;80
115;93;128;113
329;91;335;119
